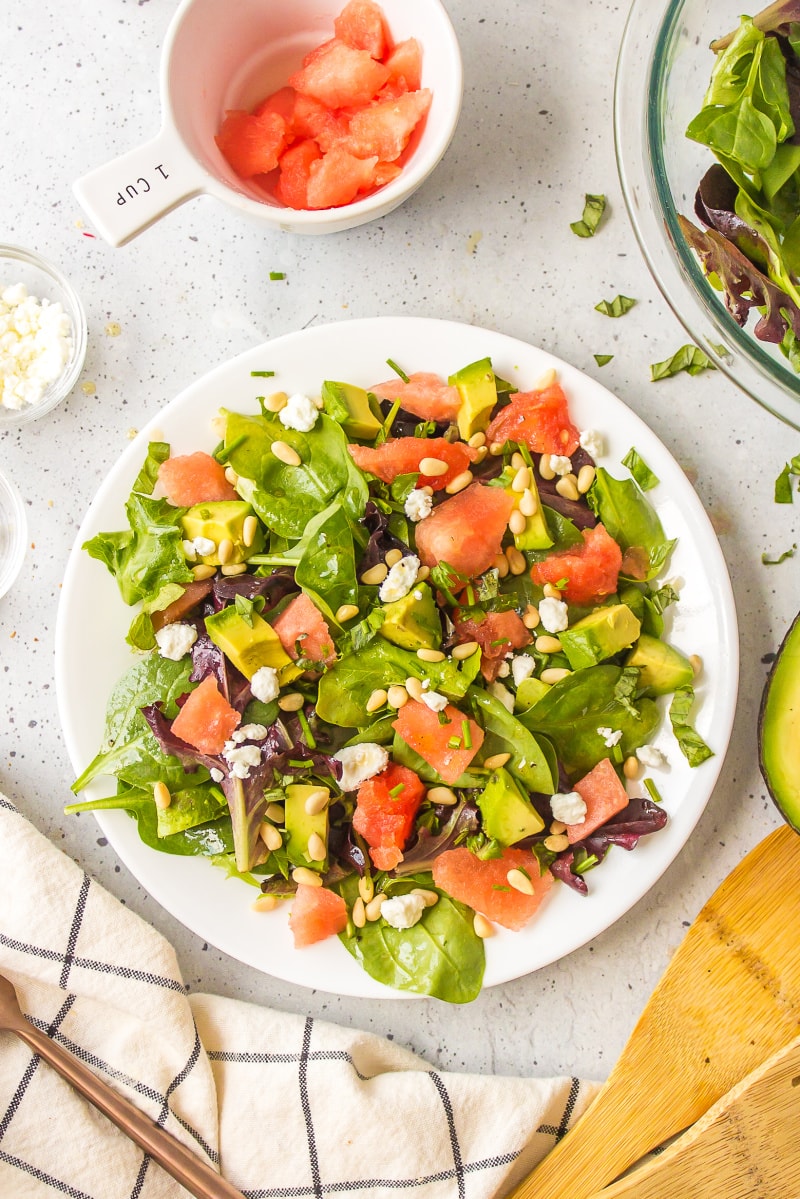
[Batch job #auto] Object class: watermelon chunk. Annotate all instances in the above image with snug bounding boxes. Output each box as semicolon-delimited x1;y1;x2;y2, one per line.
334;0;389;59
158;451;237;507
275;138;322;209
369;371;461;423
348;436;477;490
343;89;431;162
215;109;288;178
568;757;630;844
453;609;532;683
384;38;423;91
289;39;390;109
353;762;426;870
289;884;348;947
271;592;336;667
306;145;379;209
151;579;214;632
485;381;581;456
432;847;553;931
529;523;622;605
170;676;241;756
414;482;515;579
392;700;483;785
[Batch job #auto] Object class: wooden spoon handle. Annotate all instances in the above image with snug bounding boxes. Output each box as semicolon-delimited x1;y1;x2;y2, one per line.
15;1024;244;1198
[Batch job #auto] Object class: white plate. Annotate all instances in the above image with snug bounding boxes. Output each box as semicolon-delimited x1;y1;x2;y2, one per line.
55;317;738;999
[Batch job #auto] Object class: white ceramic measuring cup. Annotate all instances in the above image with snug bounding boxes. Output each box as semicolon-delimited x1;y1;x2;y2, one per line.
73;0;463;246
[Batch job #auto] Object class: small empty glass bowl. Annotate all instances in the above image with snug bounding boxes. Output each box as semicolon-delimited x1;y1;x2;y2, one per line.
0;244;87;427
0;467;26;600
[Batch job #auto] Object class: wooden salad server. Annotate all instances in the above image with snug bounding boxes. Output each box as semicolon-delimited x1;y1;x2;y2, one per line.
586;1034;800;1198
0;972;245;1199
506;823;800;1199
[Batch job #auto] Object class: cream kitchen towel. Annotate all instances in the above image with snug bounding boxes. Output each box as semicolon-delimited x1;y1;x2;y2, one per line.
0;794;599;1198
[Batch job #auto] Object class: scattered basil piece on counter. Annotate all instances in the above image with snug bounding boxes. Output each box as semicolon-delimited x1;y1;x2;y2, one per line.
595;295;636;318
775;462;794;502
570;193;607;237
622;447;660;491
594;354;614;366
669;686;714;766
650;345;716;380
762;544;797;564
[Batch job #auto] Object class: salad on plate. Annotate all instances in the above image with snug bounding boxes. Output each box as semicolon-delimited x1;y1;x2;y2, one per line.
67;353;712;1002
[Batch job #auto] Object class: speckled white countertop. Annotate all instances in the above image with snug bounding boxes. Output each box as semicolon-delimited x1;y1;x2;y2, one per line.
1;0;799;1082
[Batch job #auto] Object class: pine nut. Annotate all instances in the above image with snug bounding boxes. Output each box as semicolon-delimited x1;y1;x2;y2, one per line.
387;684;409;709
623;755;640;780
519;488;538;517
221;563;247;576
452;640;479;660
153;782;171;810
508;509;526;536
358;875;374;904
311;393;324;409
577;464;596;494
271;440;301;466
445;469;473;495
264;802;285;823
243;515;259;547
365;893;386;921
541;667;572;684
512;465;532;492
366;688;388;713
360;562;388;586
473;912;495;938
506;546;527;575
556;474;580;502
406;676;424;701
416;564;431;581
411;888;439;908
427;785;458;806
507;868;535;895
260;823;283;852
352;897;366;928
264;391;288;412
385;547;404;567
251;893;277;912
224;465;239;486
494;553;510;579
417;647;445;663
278;692;304;711
489;440;506;456
550;819;568;834
217;537;234;564
484;752;511;769
543;583;562;600
690;654;703;678
535;368;557;389
192;564;216;581
304;789;330;816
419;456;449;477
472;445;489;464
307;832;327;862
292;866;322;887
496;660;510;678
535;634;562;654
538;456;556;480
544;833;570;852
522;605;541;630
335;603;360;622
511;452;526;470
468;431;486;448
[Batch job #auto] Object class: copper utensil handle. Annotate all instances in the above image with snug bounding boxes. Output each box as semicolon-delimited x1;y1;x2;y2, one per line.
16;1023;244;1198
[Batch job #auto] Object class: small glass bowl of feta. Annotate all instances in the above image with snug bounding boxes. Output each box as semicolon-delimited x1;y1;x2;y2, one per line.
0;244;88;427
0;466;26;599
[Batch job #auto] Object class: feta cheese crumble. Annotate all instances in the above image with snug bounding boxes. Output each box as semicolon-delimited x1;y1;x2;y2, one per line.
279;392;319;433
0;282;73;411
550;790;587;825
538;596;569;633
421;689;448;712
404;489;433;522
548;454;573;476
154;622;197;661
209;768;224;783
381;892;426;930
379;554;419;603
333;743;389;792
637;744;668;768
250;665;280;703
223;743;262;779
579;429;605;459
597;726;623;748
231;724;268;743
511;654;536;687
191;536;216;558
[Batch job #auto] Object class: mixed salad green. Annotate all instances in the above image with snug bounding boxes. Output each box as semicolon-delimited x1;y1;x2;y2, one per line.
684;0;800;368
68;357;711;1002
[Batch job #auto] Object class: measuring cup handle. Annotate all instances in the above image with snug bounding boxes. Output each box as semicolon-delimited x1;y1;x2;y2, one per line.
73;125;207;247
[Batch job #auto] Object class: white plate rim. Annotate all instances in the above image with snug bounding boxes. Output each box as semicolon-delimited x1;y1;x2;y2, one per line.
55;315;739;1000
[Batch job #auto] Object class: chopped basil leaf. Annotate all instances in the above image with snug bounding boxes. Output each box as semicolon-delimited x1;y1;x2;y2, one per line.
650;345;715;380
762;544;797;564
669;686;714;767
595;295;636;318
386;358;410;383
775;462;793;503
570;193;607;238
622;447;660;491
594;354;614;366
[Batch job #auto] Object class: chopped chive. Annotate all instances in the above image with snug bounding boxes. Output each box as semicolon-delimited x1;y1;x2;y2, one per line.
465;585;476;606
461;719;472;749
269;271;285;281
643;777;663;804
555;577;569;589
447;736;462;749
612;743;624;764
386;357;410;382
288;759;308;768
376;395;403;445
296;709;317;749
437;710;452;726
489;638;508;647
389;782;406;797
492;884;513;892
214;432;247;463
250;370;275;377
517;865;531;882
573;852;600;875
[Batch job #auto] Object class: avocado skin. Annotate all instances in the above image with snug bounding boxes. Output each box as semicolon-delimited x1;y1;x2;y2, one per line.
625;632;693;696
477;767;544;845
759;609;800;833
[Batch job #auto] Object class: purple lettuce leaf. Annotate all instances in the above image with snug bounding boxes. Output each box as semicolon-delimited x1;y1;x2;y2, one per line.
211;567;298;611
141;703;221;774
189;631;251;714
550;798;669;895
711;2;800;51
358;500;410;575
394;801;481;875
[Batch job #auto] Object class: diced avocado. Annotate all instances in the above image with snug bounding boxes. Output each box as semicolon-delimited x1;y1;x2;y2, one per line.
181;500;264;565
284;783;330;872
505;471;554;552
759;610;800;832
205;606;301;683
625;632;694;695
378;583;442;651
321;380;383;440
476;766;544;845
449;357;498;440
514;675;551;712
559;604;642;671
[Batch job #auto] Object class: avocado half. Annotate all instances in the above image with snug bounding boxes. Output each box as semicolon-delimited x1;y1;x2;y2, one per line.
759;610;800;832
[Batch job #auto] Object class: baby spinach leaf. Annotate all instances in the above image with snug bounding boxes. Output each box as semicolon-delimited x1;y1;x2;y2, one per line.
292;501;360;624
84;492;194;608
132;441;170;495
588;468;676;579
65;788;234;856
595;295;636;318
467;686;557;794
622;448;660;492
391;732;484;787
570;194;607;238
669;686;714;766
